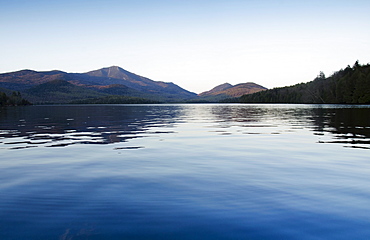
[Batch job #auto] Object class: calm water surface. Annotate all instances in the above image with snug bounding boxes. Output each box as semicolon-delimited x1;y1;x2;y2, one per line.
0;104;370;239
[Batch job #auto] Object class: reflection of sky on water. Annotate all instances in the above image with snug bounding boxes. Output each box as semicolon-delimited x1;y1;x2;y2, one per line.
0;104;370;150
1;104;370;240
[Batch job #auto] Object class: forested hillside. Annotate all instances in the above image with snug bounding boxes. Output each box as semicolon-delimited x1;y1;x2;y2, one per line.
240;62;370;104
0;91;31;106
71;95;160;104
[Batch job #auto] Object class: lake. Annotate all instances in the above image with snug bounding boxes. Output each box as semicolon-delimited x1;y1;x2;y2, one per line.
1;104;370;240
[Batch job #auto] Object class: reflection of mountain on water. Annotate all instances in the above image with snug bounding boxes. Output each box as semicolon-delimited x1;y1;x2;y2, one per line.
1;104;369;150
311;107;370;149
204;104;370;149
0;105;182;149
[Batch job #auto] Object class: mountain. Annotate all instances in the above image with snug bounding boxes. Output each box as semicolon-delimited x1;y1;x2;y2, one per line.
0;70;70;91
239;62;370;104
0;66;197;103
83;66;197;100
23;80;107;104
198;82;267;101
199;83;233;96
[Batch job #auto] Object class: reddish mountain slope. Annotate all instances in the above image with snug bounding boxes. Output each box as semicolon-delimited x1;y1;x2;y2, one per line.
199;82;267;98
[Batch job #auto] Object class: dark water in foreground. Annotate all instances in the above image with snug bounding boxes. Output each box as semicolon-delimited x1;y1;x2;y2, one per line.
0;104;370;240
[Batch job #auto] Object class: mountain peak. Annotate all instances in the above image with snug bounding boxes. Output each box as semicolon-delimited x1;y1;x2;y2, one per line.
199;83;233;96
199;82;267;98
83;66;197;99
107;65;123;71
86;66;130;79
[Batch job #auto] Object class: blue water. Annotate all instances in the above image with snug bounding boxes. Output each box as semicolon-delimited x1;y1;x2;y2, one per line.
0;104;370;239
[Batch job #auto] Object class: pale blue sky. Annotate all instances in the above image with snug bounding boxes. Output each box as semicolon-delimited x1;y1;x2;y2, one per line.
1;0;369;93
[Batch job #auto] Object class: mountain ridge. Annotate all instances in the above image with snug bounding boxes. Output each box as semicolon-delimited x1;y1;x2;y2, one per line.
199;82;267;100
199;83;233;96
0;66;197;103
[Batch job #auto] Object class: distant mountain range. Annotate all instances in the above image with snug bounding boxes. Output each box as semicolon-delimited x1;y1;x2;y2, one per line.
0;66;196;103
0;66;267;104
198;82;267;101
2;62;369;105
